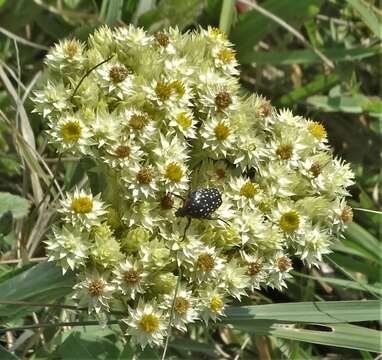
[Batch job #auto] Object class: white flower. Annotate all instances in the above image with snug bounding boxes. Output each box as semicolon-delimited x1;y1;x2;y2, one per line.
183;242;225;284
198;286;227;323
49;116;92;154
119;108;157;146
113;258;148;299
45;39;85;73
228;176;263;211
161;286;199;332
72;269;115;314
102;135;143;169
59;189;107;229
241;251;269;290
199;116;236;159
97;62;135;99
220;259;249;300
33;81;71;118
123;299;168;349
122;164;159;201
265;253;293;290
167;108;197;139
45;226;89;274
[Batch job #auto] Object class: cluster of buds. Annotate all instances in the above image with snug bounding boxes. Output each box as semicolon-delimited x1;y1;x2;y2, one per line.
34;25;354;348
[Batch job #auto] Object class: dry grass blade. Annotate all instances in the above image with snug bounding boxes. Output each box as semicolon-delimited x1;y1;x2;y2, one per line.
0;64;43;204
0;26;49;51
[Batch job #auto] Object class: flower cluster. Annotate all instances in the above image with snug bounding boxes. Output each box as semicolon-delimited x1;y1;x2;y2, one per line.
35;25;354;349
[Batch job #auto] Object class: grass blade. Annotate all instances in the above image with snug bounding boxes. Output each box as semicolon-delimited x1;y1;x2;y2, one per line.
229;321;382;353
219;0;235;35
347;0;382;40
224;300;382;323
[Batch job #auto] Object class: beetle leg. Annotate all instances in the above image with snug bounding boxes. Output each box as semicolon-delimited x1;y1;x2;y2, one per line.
181;217;192;241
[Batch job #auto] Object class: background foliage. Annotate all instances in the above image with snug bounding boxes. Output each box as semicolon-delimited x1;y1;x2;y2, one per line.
0;0;381;358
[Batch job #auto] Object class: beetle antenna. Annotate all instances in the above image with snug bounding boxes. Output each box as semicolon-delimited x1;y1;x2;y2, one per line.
210;217;230;226
168;192;185;201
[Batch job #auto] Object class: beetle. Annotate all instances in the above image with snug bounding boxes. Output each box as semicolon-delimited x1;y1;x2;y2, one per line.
172;187;229;240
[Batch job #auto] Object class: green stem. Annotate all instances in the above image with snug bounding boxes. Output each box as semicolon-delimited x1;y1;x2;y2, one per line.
219;0;236;35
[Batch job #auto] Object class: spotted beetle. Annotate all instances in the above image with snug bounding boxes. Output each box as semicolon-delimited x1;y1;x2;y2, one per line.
173;187;229;240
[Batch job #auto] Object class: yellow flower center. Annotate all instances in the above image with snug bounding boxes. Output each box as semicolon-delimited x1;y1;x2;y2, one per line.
171;80;185;99
115;145;130;158
197;253;215;272
280;210;300;232
240;182;258;198
165;163;183;182
174;297;190;315
129;114;147;130
277;256;292;272
64;40;79;58
176;112;192;129
123;269;142;284
139;314;160;333
214;122;230;140
276;144;293;160
217;48;235;63
210;27;226;40
308;122;327;139
155;81;172;101
109;65;129;84
210;296;223;312
136;168;154;184
88;279;105;297
61;121;82;142
246;262;262;277
71;196;93;214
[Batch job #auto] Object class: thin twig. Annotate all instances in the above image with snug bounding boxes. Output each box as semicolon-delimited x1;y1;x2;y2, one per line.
161;261;182;360
353;207;382;215
0;257;47;264
237;0;335;69
1;320;120;333
234;336;250;360
71;56;114;99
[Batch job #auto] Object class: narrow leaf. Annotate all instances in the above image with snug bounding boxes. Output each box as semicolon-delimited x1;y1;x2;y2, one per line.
224;300;382;323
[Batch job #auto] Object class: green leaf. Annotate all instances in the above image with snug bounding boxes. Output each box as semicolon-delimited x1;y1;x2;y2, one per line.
347;0;382;40
0;192;30;219
219;0;235;35
0;262;75;320
239;47;381;65
293;273;382;297
307;94;382;116
229;321;382;353
345;222;382;263
0;345;19;360
231;0;324;60
101;0;123;27
170;338;216;355
278;73;340;106
138;0;204;31
56;330;121;360
224;300;382;323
